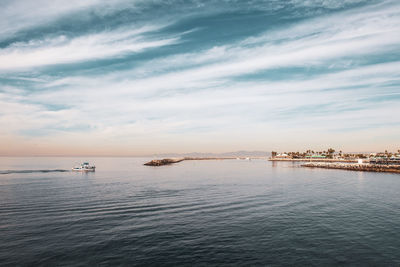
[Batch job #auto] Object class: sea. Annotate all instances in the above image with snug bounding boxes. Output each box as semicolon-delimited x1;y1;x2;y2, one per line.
0;157;399;266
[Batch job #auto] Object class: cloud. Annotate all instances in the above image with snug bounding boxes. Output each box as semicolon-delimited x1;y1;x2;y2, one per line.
0;0;131;39
289;0;368;9
0;0;399;154
0;24;182;70
39;0;400;100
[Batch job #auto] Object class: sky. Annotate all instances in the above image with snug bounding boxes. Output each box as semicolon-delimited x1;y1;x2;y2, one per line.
0;0;399;156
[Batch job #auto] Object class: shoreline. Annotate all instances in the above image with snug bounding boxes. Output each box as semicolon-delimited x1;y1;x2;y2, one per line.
302;162;400;173
144;157;400;174
268;158;358;163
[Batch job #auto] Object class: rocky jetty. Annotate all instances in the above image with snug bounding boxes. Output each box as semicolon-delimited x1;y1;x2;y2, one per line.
144;158;184;166
302;162;400;173
144;157;235;166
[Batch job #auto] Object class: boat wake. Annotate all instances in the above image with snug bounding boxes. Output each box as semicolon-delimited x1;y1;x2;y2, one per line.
0;169;69;175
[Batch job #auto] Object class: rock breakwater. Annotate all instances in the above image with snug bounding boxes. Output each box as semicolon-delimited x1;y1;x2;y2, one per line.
144;158;184;166
144;157;235;166
302;162;400;173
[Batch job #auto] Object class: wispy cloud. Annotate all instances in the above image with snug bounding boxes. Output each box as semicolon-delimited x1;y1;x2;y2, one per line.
0;25;182;70
0;0;399;155
0;0;130;39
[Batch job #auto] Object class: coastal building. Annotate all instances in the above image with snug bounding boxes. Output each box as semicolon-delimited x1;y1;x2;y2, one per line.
275;153;289;158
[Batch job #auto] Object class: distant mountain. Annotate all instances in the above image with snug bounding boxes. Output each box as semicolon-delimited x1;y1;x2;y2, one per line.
152;151;271;158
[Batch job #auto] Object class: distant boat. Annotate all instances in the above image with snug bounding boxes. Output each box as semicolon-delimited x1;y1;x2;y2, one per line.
72;162;95;172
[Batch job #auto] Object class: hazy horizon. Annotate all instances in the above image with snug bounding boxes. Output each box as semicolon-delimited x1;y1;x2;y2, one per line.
1;0;399;156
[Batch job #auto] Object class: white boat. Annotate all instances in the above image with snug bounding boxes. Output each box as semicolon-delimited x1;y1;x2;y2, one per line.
72;162;95;172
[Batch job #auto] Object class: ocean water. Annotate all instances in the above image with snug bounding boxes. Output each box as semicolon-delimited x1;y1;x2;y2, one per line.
0;157;399;266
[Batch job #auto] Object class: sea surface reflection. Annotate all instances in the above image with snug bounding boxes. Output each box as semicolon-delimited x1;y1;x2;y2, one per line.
0;157;399;265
